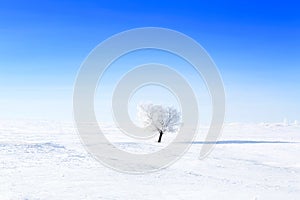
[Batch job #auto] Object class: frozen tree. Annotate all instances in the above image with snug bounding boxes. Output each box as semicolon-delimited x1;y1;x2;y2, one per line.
283;118;288;126
138;103;181;143
294;120;299;126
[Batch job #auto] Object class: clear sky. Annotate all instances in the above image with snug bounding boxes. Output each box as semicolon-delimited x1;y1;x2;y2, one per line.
0;0;299;123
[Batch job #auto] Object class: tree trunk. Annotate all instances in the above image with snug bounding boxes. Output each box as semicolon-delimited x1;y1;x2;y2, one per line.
158;130;163;143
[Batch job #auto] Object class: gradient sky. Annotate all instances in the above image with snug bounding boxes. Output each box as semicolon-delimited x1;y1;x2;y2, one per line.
0;0;299;123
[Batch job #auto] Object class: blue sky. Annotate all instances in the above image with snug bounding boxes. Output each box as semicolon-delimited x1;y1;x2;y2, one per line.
0;0;299;122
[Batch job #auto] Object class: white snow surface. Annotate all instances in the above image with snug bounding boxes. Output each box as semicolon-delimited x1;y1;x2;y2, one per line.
0;120;299;199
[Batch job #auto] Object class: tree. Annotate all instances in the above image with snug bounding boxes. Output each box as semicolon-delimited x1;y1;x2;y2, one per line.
138;103;181;143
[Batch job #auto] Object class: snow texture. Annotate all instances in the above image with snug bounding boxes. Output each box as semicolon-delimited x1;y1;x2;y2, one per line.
0;120;299;199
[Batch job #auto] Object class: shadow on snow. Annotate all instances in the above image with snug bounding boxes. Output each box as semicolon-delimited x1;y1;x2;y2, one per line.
191;140;298;144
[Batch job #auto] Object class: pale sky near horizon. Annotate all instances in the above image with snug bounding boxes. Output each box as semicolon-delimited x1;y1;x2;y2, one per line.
0;0;299;123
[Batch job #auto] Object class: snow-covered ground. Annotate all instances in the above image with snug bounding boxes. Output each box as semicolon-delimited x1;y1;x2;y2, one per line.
0;120;299;199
